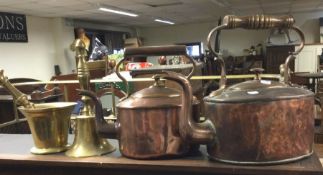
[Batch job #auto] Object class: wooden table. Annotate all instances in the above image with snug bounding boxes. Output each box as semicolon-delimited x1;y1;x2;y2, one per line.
0;134;322;175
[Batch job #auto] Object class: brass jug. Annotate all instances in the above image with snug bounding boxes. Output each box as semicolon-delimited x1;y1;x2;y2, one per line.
0;69;76;154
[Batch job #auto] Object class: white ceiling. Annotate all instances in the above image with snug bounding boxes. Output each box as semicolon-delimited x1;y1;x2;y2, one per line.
0;0;323;27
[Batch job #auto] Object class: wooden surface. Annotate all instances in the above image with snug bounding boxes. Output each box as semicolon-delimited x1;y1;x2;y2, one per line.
0;134;322;175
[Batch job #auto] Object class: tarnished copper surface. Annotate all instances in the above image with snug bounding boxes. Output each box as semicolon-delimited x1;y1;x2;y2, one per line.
118;107;189;159
205;97;314;163
189;97;202;152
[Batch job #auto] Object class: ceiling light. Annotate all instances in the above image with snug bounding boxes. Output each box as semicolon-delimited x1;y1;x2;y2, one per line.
154;19;175;25
99;7;138;17
210;0;231;7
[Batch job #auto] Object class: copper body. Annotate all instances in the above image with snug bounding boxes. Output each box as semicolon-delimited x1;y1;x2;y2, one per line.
110;45;208;159
205;97;314;163
118;107;188;158
173;14;315;165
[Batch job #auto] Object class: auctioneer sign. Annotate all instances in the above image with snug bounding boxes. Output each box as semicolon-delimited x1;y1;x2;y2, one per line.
0;12;28;42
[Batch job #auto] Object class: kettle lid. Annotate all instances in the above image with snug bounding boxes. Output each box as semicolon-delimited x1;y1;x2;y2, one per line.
117;76;181;109
205;68;314;103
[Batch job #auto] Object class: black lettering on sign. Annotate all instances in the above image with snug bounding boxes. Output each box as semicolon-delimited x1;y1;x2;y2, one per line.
0;12;27;42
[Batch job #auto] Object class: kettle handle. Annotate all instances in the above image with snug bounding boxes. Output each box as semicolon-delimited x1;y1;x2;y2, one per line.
160;71;215;144
115;45;196;97
78;89;118;139
207;15;305;84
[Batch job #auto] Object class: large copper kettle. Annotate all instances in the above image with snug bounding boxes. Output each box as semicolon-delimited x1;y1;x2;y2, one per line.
180;14;315;164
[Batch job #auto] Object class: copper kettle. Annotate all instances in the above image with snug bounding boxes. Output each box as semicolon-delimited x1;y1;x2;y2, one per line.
182;15;314;165
81;45;215;159
81;71;214;159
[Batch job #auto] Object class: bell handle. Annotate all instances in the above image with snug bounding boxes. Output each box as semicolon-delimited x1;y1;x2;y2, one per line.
160;71;215;144
78;89;118;139
207;15;304;85
0;69;34;108
115;45;196;97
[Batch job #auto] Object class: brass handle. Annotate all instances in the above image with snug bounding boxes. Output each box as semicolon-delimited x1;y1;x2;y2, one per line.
0;69;34;108
207;14;305;84
116;45;196;97
160;71;215;144
223;15;295;29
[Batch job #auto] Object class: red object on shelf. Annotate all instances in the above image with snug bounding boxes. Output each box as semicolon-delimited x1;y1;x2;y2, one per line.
126;62;153;71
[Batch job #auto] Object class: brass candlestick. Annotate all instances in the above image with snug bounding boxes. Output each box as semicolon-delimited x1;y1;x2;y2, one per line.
65;39;115;157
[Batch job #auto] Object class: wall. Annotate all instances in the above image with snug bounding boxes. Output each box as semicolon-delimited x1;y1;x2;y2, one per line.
292;11;323;44
72;19;136;36
52;18;75;75
0;16;57;80
1;11;322;80
138;11;323;58
0;16;135;81
138;21;269;57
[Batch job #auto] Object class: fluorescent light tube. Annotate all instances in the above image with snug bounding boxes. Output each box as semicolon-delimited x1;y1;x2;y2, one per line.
99;7;138;17
154;19;175;25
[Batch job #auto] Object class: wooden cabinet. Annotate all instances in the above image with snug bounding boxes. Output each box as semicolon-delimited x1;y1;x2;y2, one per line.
265;45;295;74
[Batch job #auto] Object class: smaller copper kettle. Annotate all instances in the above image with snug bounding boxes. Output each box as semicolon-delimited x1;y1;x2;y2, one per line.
80;45;214;159
81;70;214;159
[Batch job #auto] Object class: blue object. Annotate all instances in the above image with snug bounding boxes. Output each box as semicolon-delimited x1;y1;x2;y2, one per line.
72;100;84;115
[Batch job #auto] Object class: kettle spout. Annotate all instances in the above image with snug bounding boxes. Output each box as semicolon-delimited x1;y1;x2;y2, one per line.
78;90;118;139
161;71;216;144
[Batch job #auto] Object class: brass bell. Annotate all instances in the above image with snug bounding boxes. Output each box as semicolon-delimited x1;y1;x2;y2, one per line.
65;115;115;157
66;38;115;157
